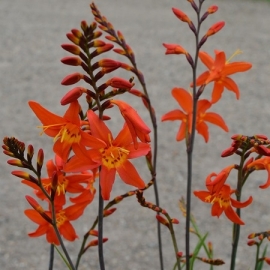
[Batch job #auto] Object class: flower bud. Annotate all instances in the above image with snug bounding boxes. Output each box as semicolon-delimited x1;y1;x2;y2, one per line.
66;33;80;45
163;43;187;55
106;77;134;89
61;87;87;105
12;171;38;184
61;44;81;55
156;215;169;228
205;21;225;37
27;144;34;161
25;196;52;223
61;56;82;66
103;208;117;217
61;72;84;85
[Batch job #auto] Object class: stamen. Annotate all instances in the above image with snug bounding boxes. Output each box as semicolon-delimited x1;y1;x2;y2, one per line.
226;49;243;63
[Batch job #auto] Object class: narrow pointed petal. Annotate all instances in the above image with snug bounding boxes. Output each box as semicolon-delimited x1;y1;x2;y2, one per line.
171;88;192;113
222;77;239;99
100;166;116;200
127;143;150;159
59;221;77;241
224;205;244;225
87;110;112;143
231;196;253;208
194;71;210;86
197;99;211;113
198;51;214;69
117;160;145;189
193;190;211;201
113;124;133;147
28;225;48;237
203;112;229;132
63;101;80;125
211;82;224;103
223;62;252;76
211;202;223;217
176;122;187;141
28;101;64;137
161;109;186;121
24;209;48;225
196;121;209;142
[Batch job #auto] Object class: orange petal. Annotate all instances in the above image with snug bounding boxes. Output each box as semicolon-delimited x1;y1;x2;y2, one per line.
28;101;64;137
100;166;116;200
196;121;209;142
199;51;214;69
211;202;223;217
223;77;239;99
224;205;244;225
193;190;211;202
113;124;133;147
161;109;186;121
28;224;48;237
87;110;112;143
172;88;193;113
63;101;80;126
197;99;211;113
211;82;224;103
223;62;252;76
59;221;77;241
127;143;150;159
176;122;187;141
203;112;228;132
231;196;253;208
194;71;210;86
117;160;145;189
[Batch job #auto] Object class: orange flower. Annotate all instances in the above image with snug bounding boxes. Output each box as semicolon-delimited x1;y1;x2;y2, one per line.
161;88;228;142
29;100;106;161
195;50;252;103
194;184;252;225
247;157;270;189
65;110;150;200
24;202;88;245
22;158;95;206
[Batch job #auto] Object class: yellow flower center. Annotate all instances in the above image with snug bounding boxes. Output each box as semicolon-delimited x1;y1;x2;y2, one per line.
100;134;130;169
209;192;230;209
40;123;81;144
56;210;67;227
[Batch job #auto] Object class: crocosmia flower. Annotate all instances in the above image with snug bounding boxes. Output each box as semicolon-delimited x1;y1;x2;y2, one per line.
29;100;105;161
161;88;228;142
65;110;150;200
24;202;89;245
194;50;252;103
194;184;252;225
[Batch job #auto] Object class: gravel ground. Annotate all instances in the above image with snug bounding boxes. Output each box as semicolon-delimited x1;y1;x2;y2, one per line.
1;0;270;269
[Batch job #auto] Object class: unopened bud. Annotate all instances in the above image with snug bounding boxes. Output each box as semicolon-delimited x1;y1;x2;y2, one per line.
156;215;169;228
89;230;98;236
206;21;225;37
61;56;82;66
61;87;87;105
61;72;84;85
12;170;38;184
103;208;117;217
61;44;81;55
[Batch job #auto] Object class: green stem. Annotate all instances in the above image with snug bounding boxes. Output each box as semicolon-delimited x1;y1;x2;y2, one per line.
254;241;262;270
165;213;181;270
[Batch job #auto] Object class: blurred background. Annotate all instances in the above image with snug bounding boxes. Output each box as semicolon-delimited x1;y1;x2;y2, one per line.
1;0;270;269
